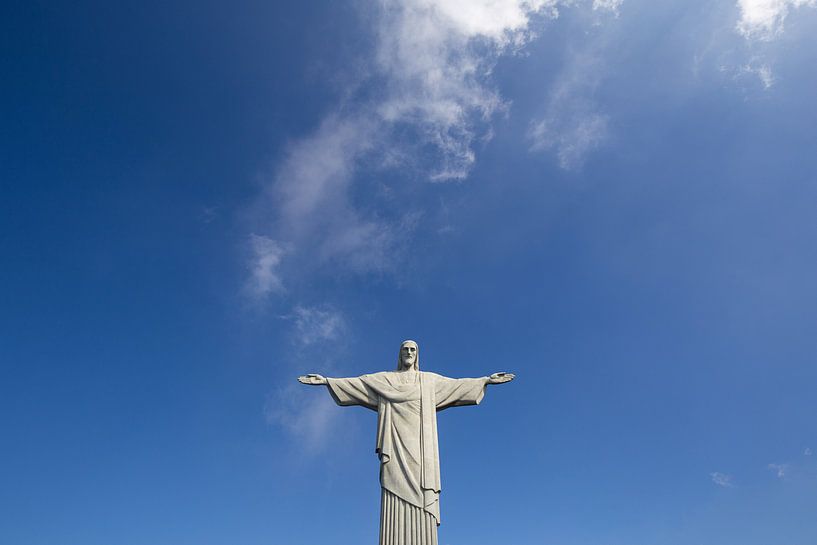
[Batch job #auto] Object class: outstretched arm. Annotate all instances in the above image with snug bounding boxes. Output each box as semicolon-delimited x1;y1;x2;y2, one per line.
434;372;515;411
297;373;377;410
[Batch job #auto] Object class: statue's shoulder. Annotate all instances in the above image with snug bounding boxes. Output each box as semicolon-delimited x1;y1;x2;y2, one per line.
359;371;402;390
360;371;393;382
420;371;446;381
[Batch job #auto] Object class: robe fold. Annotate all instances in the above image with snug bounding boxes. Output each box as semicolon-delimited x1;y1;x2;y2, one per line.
326;371;488;545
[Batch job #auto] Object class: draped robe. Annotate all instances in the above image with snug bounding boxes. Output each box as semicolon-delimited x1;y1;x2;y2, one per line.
326;370;489;545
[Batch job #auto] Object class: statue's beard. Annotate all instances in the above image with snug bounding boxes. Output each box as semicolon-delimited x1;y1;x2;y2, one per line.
401;359;416;370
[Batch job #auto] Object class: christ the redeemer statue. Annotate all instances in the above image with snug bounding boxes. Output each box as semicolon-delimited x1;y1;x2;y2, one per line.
298;339;514;545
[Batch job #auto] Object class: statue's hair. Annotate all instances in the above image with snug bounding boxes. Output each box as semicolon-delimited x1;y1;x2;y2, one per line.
396;339;419;370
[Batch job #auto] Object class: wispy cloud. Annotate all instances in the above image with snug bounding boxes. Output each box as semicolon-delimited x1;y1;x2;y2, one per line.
264;384;341;453
710;471;735;487
269;114;397;274
768;463;788;478
528;36;612;170
529;107;608;170
720;56;777;90
736;0;817;41
739;59;775;88
265;305;349;452
291;305;346;346
805;447;813;456
371;0;578;180
200;205;220;224
730;0;817;88
593;0;623;16
248;1;579;296
244;234;286;300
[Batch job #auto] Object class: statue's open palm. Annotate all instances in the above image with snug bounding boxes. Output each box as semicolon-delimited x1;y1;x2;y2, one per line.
298;373;327;385
488;372;515;384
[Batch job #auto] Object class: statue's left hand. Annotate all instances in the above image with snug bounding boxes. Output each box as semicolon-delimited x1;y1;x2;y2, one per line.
488;372;515;384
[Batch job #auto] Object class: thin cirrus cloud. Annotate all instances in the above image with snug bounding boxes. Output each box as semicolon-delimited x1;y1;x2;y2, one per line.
738;59;775;89
528;49;609;170
527;1;622;171
292;305;346;346
264;384;341;453
269;114;395;275
244;234;286;299
767;463;788;478
263;304;348;453
710;471;735;487
592;0;623;15
529;104;608;170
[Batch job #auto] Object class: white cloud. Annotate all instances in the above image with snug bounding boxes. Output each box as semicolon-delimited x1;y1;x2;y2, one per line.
593;0;622;15
710;472;735;487
728;0;817;93
374;0;561;180
768;463;788;478
292;305;346;346
264;306;348;451
265;384;341;453
200;205;219;224
250;0;567;293
529;110;608;169
723;57;777;89
270;115;397;274
740;60;775;88
274;116;374;233
736;0;817;40
393;0;559;43
245;234;286;299
528;48;609;170
805;447;813;456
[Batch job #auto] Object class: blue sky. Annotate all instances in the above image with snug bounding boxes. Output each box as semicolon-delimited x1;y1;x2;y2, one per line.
2;1;817;544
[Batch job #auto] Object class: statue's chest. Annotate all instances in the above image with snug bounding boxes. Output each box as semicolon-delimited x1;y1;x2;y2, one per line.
386;383;421;402
370;372;428;405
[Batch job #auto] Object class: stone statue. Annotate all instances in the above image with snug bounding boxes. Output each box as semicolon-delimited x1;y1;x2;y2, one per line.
298;339;514;545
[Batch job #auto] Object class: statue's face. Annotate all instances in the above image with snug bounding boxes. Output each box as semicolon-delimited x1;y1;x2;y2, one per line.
400;343;417;369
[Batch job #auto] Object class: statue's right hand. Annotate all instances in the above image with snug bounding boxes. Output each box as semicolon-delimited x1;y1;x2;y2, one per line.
297;374;327;385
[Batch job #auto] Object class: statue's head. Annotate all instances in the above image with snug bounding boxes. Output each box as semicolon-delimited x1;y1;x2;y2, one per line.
397;340;419;371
